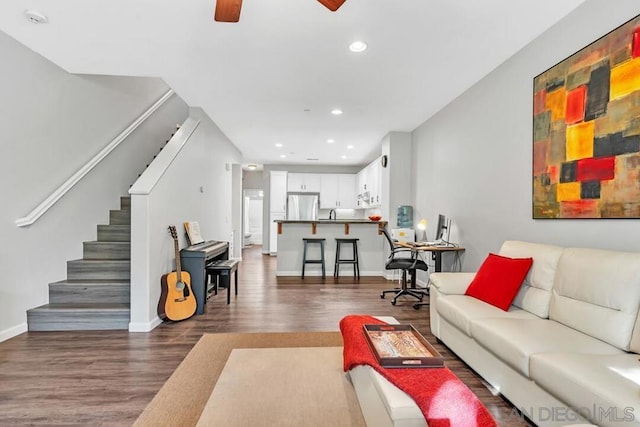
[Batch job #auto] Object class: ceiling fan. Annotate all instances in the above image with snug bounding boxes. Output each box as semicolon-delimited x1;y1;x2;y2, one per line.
214;0;346;23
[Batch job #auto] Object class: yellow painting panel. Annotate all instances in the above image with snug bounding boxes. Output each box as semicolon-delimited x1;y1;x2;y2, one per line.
611;57;640;100
566;121;594;161
557;182;581;202
545;87;566;121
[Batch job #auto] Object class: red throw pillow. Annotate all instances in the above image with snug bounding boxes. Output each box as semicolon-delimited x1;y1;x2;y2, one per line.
465;253;533;311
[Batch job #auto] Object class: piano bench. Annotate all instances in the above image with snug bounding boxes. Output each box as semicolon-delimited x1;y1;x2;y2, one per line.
206;260;239;304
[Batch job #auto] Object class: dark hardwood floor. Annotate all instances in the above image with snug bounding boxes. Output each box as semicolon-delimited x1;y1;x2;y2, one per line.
0;245;531;426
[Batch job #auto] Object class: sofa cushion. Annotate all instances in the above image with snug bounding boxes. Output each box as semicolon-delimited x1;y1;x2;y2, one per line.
529;352;640;426
499;240;564;318
465;253;533;311
550;247;640;351
470;318;621;377
429;272;476;295
437;295;538;337
631;311;640;354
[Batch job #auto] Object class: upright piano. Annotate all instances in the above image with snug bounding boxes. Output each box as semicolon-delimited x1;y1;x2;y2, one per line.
180;240;229;314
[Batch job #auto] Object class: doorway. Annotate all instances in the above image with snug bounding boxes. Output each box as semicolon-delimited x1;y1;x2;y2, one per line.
243;189;263;248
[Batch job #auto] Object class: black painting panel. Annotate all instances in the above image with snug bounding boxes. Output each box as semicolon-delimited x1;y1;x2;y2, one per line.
581;181;601;199
585;63;611;121
615;135;640;155
594;135;614;158
560;161;577;183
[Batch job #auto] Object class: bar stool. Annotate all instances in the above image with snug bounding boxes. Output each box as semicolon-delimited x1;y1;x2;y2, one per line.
302;238;326;278
334;238;360;279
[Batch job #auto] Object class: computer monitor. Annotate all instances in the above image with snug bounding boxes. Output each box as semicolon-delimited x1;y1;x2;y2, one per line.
435;214;451;242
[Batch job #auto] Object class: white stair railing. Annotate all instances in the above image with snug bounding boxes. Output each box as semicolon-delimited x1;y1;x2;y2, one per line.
15;89;175;227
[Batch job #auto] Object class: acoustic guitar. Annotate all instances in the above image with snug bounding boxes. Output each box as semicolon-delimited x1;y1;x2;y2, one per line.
158;225;197;321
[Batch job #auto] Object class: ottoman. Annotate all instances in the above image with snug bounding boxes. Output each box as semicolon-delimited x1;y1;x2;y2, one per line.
347;316;427;427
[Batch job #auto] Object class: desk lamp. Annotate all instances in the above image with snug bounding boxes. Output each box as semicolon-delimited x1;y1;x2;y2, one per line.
417;219;427;242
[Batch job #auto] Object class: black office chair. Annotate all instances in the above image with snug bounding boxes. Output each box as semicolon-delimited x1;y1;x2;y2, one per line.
380;226;429;305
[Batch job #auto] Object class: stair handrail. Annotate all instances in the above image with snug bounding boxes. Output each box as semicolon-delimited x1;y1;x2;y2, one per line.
15;89;175;228
128;117;200;195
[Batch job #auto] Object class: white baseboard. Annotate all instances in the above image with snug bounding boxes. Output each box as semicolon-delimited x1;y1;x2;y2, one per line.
0;322;28;342
129;316;163;332
276;270;383;277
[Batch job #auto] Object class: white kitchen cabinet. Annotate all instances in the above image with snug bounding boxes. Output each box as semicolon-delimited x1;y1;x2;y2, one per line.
288;173;321;192
320;174;356;209
270;171;288;213
368;160;381;207
355;158;382;208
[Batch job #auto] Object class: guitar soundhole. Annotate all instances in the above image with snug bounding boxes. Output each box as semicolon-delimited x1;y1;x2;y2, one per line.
175;281;190;297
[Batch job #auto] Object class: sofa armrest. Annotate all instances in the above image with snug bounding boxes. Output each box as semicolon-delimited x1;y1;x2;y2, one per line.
429;272;475;295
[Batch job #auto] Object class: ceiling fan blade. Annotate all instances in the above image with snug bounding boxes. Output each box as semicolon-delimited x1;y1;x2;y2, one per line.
317;0;346;12
214;0;242;22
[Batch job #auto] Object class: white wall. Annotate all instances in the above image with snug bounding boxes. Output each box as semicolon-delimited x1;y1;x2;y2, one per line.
412;0;640;272
381;132;413;227
242;170;264;190
128;108;242;331
0;30;189;341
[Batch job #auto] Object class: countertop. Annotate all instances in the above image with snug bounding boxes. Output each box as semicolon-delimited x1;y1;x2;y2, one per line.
274;219;387;225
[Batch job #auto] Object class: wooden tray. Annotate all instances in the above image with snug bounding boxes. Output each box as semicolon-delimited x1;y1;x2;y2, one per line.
363;324;444;368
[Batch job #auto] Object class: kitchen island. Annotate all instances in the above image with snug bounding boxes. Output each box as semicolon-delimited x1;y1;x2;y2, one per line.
274;220;388;277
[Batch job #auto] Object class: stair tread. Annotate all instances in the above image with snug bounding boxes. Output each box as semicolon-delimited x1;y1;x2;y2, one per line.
29;303;130;312
50;279;130;285
83;241;130;245
30;195;132;332
68;259;130;264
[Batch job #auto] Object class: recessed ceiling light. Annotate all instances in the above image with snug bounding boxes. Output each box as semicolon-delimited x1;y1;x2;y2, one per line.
327;139;335;144
331;109;343;116
25;10;48;24
280;154;287;159
349;41;367;53
275;143;283;148
341;155;347;159
347;145;354;149
247;164;257;170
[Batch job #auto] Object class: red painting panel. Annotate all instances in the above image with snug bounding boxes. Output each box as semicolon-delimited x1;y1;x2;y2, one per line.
565;85;586;125
576;156;615;182
547;165;560;184
533;90;546;115
633;27;640;58
533;141;549;176
560;200;599;218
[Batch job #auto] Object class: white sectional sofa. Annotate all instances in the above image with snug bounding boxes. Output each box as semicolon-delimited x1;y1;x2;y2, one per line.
429;240;640;426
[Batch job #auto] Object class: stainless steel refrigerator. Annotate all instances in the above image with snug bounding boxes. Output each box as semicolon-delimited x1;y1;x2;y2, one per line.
286;192;319;220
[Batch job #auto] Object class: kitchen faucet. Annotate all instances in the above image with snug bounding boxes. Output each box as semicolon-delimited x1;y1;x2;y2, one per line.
329;209;336;220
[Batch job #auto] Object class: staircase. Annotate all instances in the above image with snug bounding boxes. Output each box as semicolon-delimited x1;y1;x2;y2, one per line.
27;196;131;331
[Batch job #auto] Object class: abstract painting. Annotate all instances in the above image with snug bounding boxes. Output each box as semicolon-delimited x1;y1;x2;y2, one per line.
533;14;640;218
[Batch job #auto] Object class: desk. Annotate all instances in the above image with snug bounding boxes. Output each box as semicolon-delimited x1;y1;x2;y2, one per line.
396;243;465;310
397;243;465;273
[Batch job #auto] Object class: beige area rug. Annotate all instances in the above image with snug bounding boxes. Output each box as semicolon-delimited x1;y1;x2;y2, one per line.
134;331;355;427
197;347;365;426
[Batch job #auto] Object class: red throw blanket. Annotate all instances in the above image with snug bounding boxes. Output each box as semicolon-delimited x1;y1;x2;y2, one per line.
340;315;497;427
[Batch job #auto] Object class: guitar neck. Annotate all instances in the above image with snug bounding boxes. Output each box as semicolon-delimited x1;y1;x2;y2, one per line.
174;236;182;282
